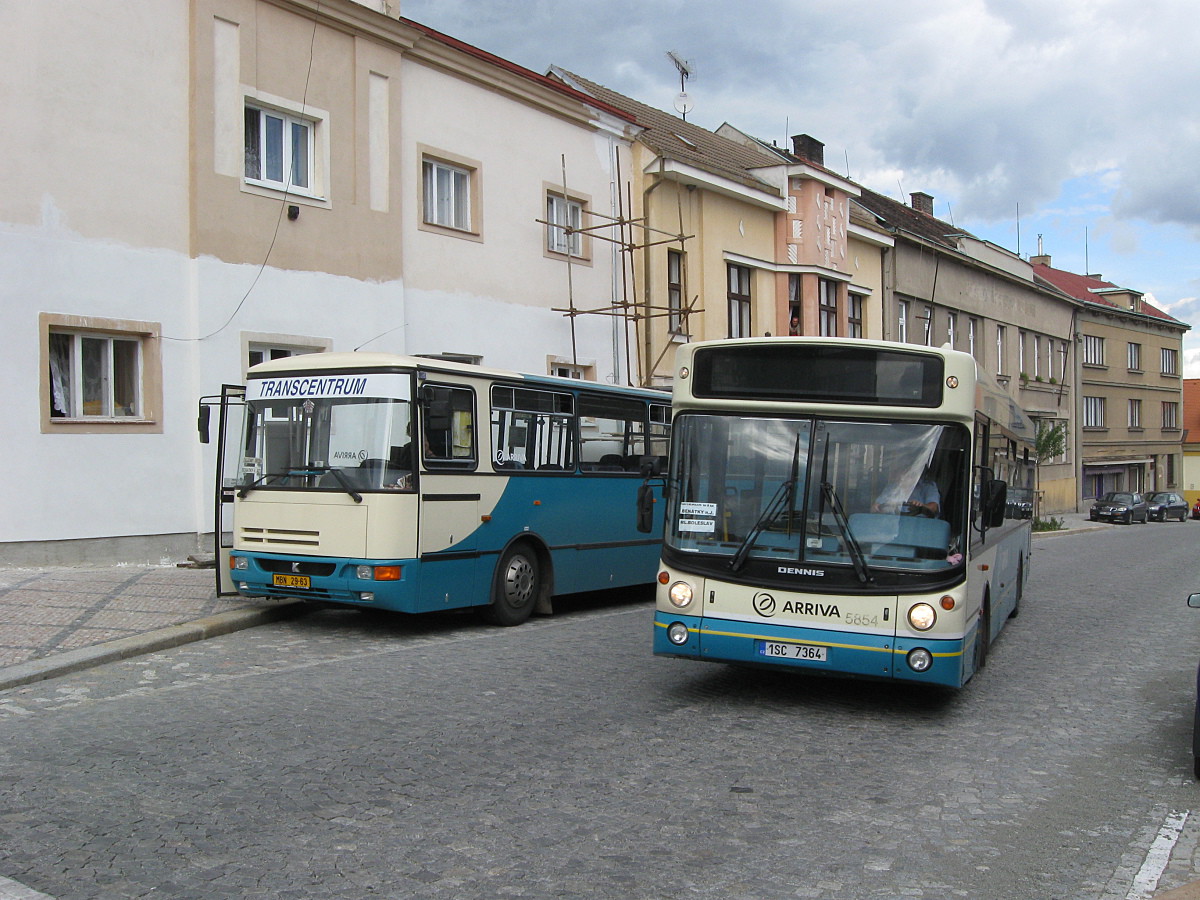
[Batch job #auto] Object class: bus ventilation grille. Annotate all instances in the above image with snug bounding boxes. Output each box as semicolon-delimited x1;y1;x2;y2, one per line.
240;527;320;548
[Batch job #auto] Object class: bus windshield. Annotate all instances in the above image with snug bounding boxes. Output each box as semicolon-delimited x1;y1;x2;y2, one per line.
241;396;415;492
666;414;969;575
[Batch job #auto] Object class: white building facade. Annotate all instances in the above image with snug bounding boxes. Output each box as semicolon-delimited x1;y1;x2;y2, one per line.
1;0;639;563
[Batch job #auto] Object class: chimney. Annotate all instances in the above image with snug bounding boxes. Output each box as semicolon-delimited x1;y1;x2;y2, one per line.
790;134;825;166
1030;254;1051;267
910;192;934;216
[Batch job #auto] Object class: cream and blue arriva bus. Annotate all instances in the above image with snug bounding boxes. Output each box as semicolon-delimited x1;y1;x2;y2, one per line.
200;353;669;625
653;337;1035;687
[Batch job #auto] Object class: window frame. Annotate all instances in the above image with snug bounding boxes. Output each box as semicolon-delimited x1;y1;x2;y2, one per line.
848;293;864;339
1128;398;1142;429
1163;400;1180;430
1082;334;1105;366
418;147;483;239
818;279;838;337
727;264;751;339
1127;342;1142;371
668;249;686;335
241;92;328;204
1161;346;1179;376
545;191;586;259
40;313;163;434
1083;395;1106;428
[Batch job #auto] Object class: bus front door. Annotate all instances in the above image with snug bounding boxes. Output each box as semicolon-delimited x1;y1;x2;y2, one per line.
198;384;246;596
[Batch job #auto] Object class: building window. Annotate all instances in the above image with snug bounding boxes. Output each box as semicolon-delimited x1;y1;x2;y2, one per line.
546;193;583;257
423;158;472;231
1128;342;1142;371
1018;331;1027;375
968;318;979;360
41;313;162;433
1082;334;1105;366
818;279;838;337
1168;453;1177;486
996;325;1007;375
668;249;684;334
1163;401;1180;429
897;299;909;343
1128;398;1142;428
848;293;864;338
1058;340;1069;382
1084;396;1106;428
546;355;594;381
244;103;314;193
727;264;751;338
788;274;801;335
921;305;933;345
946;311;957;349
1162;347;1179;376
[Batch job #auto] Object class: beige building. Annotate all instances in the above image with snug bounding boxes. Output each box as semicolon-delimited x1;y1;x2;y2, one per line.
4;0;644;562
1033;258;1189;503
547;71;893;386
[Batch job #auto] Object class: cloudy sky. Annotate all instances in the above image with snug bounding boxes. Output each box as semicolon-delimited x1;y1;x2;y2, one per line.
404;0;1200;373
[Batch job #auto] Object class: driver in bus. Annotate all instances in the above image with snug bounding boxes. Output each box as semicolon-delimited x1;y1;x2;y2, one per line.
872;471;941;517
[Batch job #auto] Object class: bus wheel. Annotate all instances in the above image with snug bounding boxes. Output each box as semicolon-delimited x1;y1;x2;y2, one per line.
483;544;540;626
975;599;990;672
1009;561;1024;619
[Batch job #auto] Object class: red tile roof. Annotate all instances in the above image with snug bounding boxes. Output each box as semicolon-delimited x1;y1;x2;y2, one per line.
1033;263;1185;326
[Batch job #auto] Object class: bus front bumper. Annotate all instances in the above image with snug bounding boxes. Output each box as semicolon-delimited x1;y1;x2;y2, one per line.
653;612;966;687
229;552;418;611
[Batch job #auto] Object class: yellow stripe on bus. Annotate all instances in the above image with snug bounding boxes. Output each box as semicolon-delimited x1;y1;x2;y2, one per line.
656;619;964;659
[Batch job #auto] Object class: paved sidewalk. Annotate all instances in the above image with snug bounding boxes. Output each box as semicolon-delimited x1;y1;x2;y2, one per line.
0;563;304;692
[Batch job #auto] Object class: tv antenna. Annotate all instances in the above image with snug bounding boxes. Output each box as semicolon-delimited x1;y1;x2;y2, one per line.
667;50;694;120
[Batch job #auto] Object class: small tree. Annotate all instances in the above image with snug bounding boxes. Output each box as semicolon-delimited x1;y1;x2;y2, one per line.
1033;420;1068;519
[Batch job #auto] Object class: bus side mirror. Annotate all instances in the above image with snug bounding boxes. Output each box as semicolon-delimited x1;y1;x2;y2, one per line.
636;482;656;533
640;456;662;478
198;404;211;444
985;479;1007;527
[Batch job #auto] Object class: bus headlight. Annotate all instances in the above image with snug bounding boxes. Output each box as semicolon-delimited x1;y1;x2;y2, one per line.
667;622;690;645
667;582;694;608
907;648;933;672
908;603;937;631
231;556;248;570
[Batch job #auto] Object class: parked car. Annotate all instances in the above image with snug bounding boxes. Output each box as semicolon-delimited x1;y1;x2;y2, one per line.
1005;486;1034;519
1088;491;1148;524
1192;498;1200;520
1146;491;1188;522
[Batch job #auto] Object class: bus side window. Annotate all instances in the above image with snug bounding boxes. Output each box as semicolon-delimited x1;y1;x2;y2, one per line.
421;385;476;467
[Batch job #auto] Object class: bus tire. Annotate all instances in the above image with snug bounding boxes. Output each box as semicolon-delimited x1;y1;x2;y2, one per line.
482;543;540;626
975;596;991;673
1009;560;1024;619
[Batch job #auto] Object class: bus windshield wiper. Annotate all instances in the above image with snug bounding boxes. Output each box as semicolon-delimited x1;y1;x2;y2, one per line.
293;466;363;504
820;481;874;585
729;434;802;573
236;472;288;498
237;467;363;503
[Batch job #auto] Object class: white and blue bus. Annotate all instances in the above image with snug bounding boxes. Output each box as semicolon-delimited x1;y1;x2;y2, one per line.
653;337;1035;688
200;353;670;625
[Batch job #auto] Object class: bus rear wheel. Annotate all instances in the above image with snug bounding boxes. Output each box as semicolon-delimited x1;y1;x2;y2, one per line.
482;543;540;626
